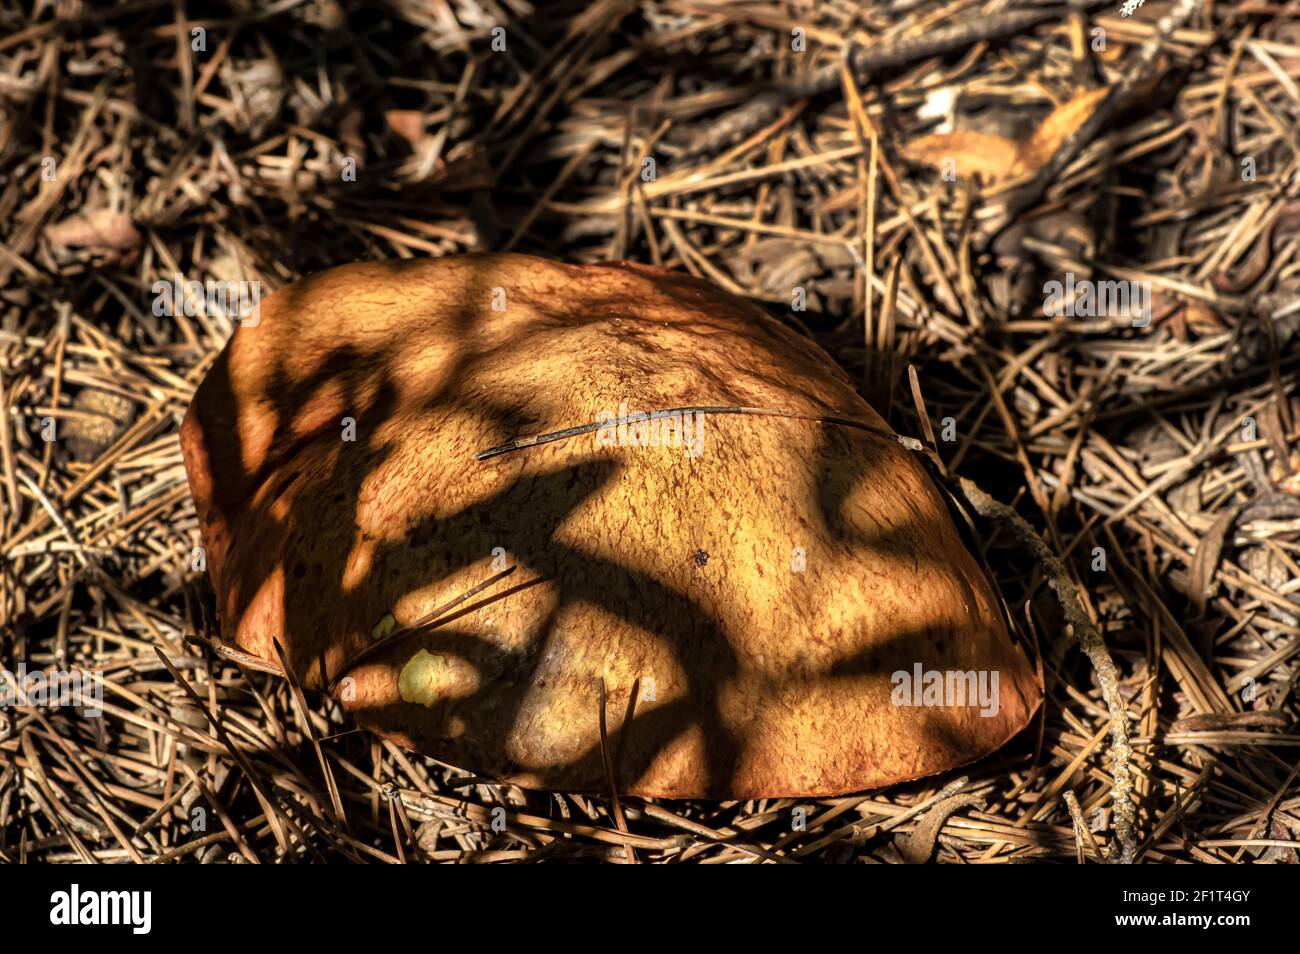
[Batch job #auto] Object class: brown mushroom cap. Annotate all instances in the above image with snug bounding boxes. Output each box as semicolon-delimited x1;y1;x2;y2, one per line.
180;253;1041;799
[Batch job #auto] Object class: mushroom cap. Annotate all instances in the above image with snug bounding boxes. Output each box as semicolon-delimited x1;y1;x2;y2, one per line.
181;253;1041;799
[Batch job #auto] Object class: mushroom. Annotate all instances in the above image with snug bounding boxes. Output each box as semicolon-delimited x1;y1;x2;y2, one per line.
180;253;1041;799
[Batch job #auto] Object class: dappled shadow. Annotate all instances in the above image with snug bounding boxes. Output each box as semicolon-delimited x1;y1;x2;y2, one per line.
183;254;1040;799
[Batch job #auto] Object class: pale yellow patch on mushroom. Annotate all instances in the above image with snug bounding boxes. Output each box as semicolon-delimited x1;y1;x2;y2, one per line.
398;649;480;707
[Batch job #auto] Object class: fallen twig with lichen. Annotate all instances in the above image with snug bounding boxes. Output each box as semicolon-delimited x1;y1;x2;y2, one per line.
955;476;1139;864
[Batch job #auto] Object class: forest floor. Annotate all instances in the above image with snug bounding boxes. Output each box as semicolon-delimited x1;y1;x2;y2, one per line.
1;0;1298;863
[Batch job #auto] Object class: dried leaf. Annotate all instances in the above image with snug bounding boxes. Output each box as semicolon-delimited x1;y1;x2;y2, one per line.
63;388;136;462
1013;86;1110;176
1184;302;1227;332
906;87;1112;184
45;209;140;250
428;143;493;191
904;130;1020;183
1169;711;1289;734
899;792;983;864
1188;502;1245;619
385;110;427;147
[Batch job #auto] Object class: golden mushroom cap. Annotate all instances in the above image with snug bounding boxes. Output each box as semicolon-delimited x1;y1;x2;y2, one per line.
181;253;1041;799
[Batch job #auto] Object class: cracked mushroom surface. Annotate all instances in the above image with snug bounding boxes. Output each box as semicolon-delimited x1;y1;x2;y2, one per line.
180;253;1041;799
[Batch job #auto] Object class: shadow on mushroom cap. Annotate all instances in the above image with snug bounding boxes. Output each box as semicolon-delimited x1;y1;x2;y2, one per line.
181;253;1043;799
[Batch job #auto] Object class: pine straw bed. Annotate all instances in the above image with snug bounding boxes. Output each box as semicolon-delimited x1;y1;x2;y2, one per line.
1;0;1298;864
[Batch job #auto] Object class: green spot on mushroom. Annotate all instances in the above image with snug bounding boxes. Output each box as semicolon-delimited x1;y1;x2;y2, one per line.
399;649;448;708
371;613;396;640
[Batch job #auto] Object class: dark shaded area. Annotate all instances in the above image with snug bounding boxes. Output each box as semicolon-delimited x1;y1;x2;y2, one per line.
186;255;1037;799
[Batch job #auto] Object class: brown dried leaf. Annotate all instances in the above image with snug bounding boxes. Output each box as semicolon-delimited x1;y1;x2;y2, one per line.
904;130;1020;183
1013;86;1110;176
428;143;494;191
385;110;427;147
899;792;984;864
1184;302;1227;332
1169;711;1290;734
45;209;140;250
905;87;1111;185
1188;502;1245;619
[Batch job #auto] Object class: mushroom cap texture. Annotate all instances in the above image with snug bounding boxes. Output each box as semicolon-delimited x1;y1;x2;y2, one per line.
181;253;1042;799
